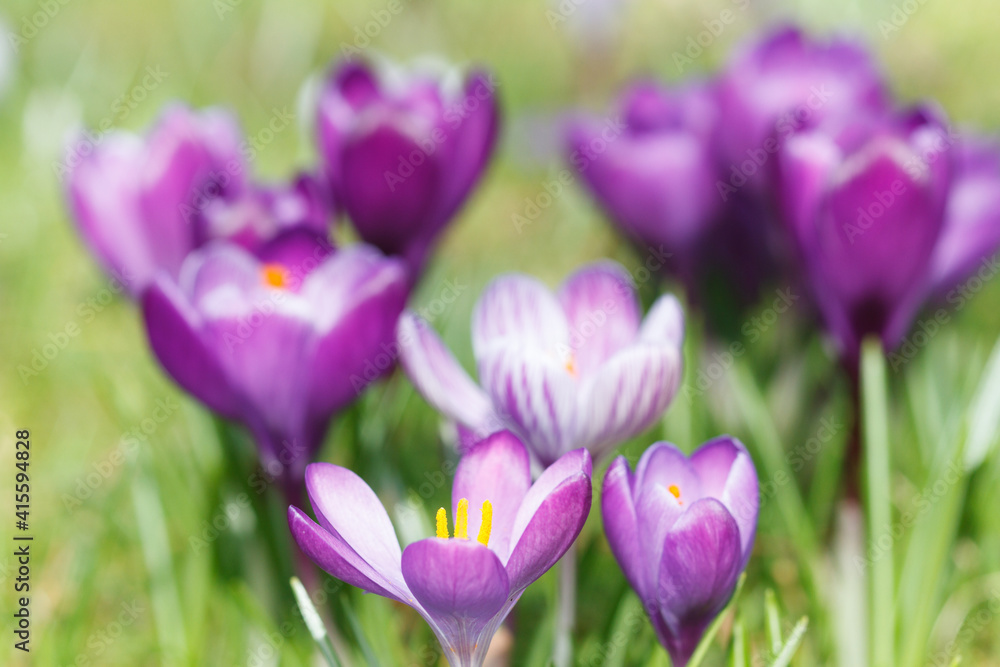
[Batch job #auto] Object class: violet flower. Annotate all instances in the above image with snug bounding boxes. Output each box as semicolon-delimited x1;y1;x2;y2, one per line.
289;430;592;667
66;104;248;295
715;26;888;188
930;135;1000;294
398;261;684;467
141;232;408;479
567;81;721;281
776;106;952;361
316;58;499;272
602;437;758;667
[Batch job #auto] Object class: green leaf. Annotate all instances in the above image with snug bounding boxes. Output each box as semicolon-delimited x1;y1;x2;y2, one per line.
770;617;809;667
861;338;894;667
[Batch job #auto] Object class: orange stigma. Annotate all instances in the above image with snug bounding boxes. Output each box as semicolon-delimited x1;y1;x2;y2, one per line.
668;484;683;505
261;263;289;289
564;353;578;378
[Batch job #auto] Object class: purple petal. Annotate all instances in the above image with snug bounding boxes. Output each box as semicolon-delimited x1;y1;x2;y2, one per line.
434;70;500;226
472;275;569;358
451;431;532;560
931;137;1000;292
506;448;592;591
557;262;641;376
253;229;335;282
66;133;152;294
690;436;759;565
655;498;743;664
401;538;509;662
397;311;497;433
632;443;704;594
600;456;645;597
302;246;409;417
305;463;407;597
338;120;442;257
141;278;242;419
575;343;683;461
477;342;578;467
289;506;408;602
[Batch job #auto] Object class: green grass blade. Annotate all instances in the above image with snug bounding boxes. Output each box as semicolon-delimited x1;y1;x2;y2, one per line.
770;617;809;667
861;338;894;667
687;574;746;667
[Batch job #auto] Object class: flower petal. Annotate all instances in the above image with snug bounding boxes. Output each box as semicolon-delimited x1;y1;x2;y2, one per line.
690;436;759;565
638;294;685;347
401;538;510;663
305;463;407;596
557;262;641;376
397;311;497;432
575;344;683;461
451;431;532;560
288;506;408;603
141;278;242;419
656;498;742;637
338;120;442;257
600;456;645;597
477;342;578;467
472;275;569;358
506;448;592;592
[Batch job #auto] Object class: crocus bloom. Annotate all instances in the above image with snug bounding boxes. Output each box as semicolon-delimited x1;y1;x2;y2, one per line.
398;261;684;467
66;104;247;295
316;58;499;271
142;232;408;479
195;172;332;251
567;82;720;279
930;135;1000;294
776;106;952;360
289;430;592;667
602;437;758;667
715;26;888;188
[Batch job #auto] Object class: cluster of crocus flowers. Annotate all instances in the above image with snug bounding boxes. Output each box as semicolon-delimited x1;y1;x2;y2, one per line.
289;431;593;667
398;261;685;465
64;56;500;482
602;437;759;666
570;24;1000;364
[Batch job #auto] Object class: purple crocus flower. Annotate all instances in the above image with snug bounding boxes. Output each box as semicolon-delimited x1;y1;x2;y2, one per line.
930;135;1000;293
567;81;721;281
316;58;499;272
66;104;248;295
398;261;684;467
141;232;408;479
602;437;758;667
289;430;592;667
776;106;952;361
195;172;332;252
715;26;888;189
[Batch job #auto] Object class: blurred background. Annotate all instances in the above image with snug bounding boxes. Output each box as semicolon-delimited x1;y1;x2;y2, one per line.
3;0;1000;664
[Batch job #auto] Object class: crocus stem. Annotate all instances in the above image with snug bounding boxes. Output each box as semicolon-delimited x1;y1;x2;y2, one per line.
552;541;577;667
860;338;894;667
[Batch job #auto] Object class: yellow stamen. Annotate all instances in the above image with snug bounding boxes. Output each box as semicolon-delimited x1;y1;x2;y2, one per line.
477;500;493;546
261;263;289;289
455;498;469;539
435;507;449;539
668;484;683;505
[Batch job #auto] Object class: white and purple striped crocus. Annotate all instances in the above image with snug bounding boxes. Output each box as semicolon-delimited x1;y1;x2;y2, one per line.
602;437;758;667
141;231;408;480
776;106;952;361
66;104;249;295
398;261;684;467
289;430;592;667
316;57;499;272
